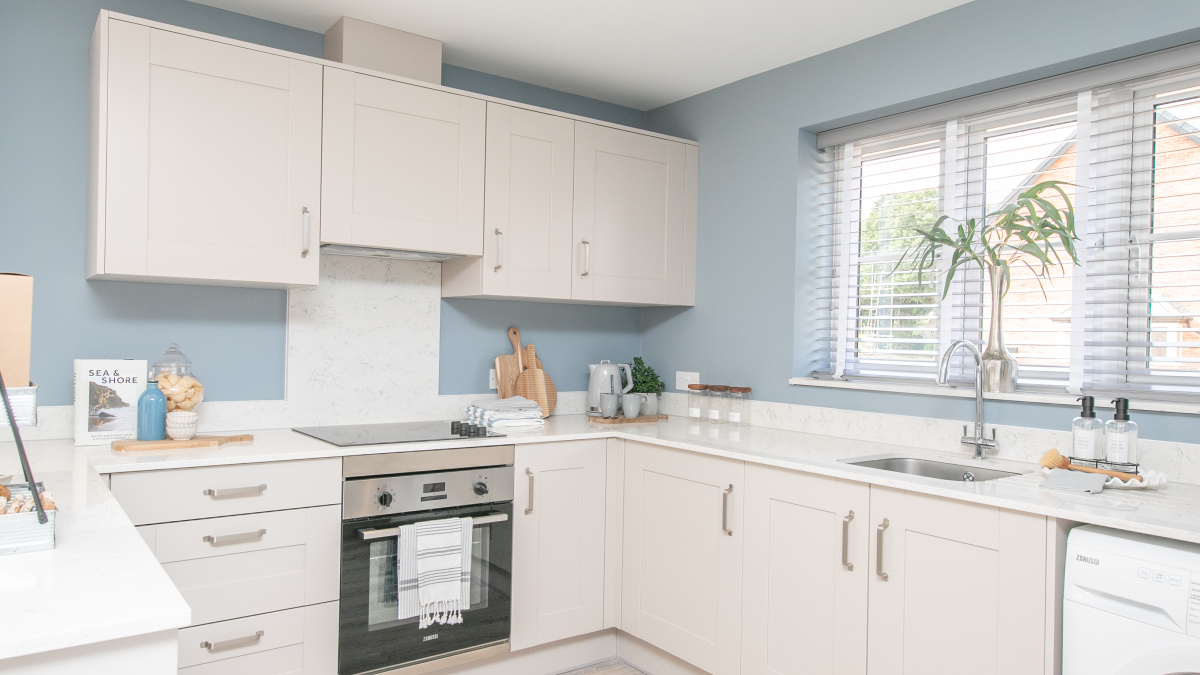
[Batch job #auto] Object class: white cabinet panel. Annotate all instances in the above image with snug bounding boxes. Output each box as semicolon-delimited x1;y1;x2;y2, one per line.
572;123;691;306
622;442;742;675
741;465;869;675
322;67;485;256
91;19;321;287
442;103;575;299
511;440;607;651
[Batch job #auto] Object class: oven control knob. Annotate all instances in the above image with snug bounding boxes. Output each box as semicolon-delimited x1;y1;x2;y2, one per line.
378;491;394;507
472;482;488;496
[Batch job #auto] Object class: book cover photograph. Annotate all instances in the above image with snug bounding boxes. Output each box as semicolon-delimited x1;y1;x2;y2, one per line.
73;359;147;446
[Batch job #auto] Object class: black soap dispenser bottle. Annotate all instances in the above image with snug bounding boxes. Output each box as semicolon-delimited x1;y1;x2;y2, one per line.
1071;396;1104;461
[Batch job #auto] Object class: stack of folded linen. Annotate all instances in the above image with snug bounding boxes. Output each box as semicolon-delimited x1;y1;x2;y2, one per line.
464;397;545;431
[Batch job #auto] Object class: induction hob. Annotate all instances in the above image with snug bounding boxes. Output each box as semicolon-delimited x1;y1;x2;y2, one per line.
292;421;504;447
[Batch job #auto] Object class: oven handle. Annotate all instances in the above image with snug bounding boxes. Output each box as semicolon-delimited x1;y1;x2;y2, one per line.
357;511;509;540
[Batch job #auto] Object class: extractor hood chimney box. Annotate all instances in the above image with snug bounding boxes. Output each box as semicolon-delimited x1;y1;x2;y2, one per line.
324;17;441;85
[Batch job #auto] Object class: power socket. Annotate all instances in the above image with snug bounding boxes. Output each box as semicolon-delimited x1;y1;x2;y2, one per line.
488;369;497;390
675;371;700;391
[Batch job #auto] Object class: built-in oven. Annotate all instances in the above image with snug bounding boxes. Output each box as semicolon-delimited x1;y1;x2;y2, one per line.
339;446;515;675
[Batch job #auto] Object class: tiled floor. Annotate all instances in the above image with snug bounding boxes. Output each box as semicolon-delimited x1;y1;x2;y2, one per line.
561;660;645;675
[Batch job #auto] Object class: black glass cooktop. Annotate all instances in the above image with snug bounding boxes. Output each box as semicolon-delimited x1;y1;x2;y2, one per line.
292;421;504;447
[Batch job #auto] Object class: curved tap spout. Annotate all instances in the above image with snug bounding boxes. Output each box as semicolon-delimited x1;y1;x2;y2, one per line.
937;340;994;459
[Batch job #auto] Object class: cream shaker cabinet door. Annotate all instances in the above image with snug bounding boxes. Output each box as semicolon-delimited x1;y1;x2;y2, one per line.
511;440;607;651
867;487;1048;675
622;442;743;675
572;123;692;306
741;465;869;675
442;103;574;299
92;20;321;287
322;67;485;256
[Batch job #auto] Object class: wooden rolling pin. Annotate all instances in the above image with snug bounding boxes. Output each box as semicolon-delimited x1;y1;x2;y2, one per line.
1039;448;1143;482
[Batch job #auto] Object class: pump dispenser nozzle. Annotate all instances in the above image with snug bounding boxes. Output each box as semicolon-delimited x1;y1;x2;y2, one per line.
1077;396;1096;418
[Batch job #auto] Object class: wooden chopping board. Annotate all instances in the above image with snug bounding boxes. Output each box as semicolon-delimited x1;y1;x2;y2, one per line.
513;345;556;417
112;434;254;452
495;326;543;398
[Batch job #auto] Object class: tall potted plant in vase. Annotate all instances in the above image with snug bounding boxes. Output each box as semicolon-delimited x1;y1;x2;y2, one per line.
629;357;666;416
902;180;1079;392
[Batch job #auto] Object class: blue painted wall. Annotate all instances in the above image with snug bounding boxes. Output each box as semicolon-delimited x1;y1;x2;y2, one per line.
0;0;323;406
0;0;649;405
643;0;1200;442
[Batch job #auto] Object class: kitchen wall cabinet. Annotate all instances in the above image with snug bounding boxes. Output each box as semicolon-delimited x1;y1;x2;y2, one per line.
321;67;486;257
741;465;870;675
87;16;322;288
572;123;696;306
442;103;576;300
866;487;1049;675
621;442;743;675
511;440;608;651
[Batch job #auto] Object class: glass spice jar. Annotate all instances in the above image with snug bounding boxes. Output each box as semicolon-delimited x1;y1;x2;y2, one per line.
727;387;752;427
707;385;729;424
687;384;709;421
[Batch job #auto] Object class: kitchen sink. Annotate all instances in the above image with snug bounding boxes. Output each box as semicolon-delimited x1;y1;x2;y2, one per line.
840;455;1022;483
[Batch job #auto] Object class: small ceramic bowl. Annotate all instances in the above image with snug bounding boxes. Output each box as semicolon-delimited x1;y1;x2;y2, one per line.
166;411;199;441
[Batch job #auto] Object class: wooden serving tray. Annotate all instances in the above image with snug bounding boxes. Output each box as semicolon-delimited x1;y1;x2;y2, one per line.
589;414;668;425
111;434;254;452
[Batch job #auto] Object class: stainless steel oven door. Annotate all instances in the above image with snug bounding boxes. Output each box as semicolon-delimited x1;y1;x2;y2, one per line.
338;503;512;675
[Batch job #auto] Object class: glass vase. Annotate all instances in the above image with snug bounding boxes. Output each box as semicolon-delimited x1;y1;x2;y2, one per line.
983;265;1019;392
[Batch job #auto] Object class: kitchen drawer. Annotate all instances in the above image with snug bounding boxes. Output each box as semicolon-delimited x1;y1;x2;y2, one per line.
178;601;338;675
163;506;338;626
111;458;341;525
150;508;310;563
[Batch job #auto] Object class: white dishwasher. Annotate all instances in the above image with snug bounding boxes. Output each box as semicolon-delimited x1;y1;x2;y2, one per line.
1064;525;1200;674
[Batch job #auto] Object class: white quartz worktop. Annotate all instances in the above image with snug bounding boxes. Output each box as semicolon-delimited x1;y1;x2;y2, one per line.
0;444;190;662
72;414;1200;546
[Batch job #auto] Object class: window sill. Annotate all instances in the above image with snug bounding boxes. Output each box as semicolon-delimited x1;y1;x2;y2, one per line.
788;377;1200;415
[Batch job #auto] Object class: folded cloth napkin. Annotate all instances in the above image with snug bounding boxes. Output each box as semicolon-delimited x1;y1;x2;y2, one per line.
1040;468;1108;494
396;517;473;628
490;418;545;430
470;396;541;412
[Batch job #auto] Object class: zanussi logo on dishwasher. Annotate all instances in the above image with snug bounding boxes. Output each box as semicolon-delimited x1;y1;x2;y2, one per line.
1076;554;1100;565
423;634;438;642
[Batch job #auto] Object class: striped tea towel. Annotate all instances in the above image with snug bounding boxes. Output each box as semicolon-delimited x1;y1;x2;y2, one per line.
396;517;473;628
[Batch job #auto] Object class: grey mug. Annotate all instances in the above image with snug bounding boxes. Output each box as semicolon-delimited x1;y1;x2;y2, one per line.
622;393;646;419
599;393;620;418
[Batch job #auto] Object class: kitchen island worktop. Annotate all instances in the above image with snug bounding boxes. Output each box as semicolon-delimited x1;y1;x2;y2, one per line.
73;414;1200;546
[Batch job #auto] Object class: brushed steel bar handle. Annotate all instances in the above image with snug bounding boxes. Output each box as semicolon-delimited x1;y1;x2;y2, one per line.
494;229;504;271
876;518;890;581
301;207;311;258
524;467;535;515
203;484;267;499
201;630;263;653
358;512;509;540
842;510;855;571
581;239;591;277
721;484;734;536
203;529;266;546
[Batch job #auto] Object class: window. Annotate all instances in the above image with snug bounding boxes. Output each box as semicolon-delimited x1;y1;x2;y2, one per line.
811;65;1200;402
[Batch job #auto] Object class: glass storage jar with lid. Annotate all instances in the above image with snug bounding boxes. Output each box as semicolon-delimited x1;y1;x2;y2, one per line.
687;384;709;420
707;385;729;424
727;387;751;427
151;343;205;412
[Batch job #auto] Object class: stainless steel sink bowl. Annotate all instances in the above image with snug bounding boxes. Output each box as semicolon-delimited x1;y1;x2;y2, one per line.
841;456;1021;482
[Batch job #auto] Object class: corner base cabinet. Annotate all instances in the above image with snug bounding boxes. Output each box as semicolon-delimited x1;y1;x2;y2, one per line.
88;13;322;288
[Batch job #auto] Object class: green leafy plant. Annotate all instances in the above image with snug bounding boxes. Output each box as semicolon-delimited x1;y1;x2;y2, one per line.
901;180;1080;298
629;357;665;395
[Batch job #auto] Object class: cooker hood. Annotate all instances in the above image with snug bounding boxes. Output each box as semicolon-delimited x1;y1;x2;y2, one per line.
320;244;463;262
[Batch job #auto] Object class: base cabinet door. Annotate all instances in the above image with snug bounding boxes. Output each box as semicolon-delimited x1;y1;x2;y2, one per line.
572;123;693;306
741;465;869;675
92;19;322;287
321;67;485;256
622;442;743;675
511;440;607;651
867;487;1048;675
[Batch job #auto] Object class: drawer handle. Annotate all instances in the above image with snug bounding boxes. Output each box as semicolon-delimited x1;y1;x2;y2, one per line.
201;630;264;653
524;467;534;515
203;484;267;499
581;239;591;277
203;529;266;546
301;207;311;258
721;484;734;536
842;510;855;571
876;518;890;581
494;228;504;271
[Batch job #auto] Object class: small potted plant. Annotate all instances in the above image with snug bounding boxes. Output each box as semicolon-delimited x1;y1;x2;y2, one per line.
629;357;666;417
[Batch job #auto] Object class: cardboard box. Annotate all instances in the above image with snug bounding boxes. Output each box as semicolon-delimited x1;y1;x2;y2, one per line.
0;274;33;388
